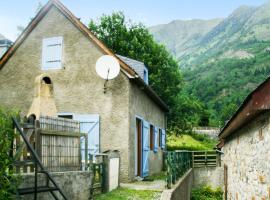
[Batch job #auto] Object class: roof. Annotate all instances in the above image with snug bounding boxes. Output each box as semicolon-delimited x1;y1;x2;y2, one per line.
219;76;270;139
0;0;169;112
116;55;147;81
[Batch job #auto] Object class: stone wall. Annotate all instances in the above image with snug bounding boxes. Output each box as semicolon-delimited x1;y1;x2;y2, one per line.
161;169;193;200
193;167;224;189
222;111;270;199
19;171;92;200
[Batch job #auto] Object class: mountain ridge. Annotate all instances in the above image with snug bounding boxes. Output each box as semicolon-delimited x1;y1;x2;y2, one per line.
149;2;270;125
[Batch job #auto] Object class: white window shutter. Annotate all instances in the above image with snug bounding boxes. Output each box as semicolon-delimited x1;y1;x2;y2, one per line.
42;37;63;70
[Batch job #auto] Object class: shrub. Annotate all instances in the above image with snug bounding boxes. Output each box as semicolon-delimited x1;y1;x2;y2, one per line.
0;107;20;199
191;185;223;200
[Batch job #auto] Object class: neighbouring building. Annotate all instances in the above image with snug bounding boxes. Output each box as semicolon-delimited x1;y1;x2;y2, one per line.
0;34;12;58
219;76;270;199
0;0;168;182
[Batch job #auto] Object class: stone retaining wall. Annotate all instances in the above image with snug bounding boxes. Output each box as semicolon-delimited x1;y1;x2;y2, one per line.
161;169;193;200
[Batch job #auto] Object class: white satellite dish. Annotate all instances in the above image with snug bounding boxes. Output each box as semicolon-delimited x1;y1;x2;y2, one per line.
95;55;120;93
95;55;120;80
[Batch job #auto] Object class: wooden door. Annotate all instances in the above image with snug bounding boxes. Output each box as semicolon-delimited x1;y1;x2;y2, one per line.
136;118;142;176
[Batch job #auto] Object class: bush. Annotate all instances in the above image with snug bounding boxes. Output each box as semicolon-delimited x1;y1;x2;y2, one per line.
0;107;19;199
191;185;223;200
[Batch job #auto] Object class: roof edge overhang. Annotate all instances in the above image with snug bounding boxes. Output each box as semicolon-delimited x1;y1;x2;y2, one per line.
0;0;135;77
219;76;270;139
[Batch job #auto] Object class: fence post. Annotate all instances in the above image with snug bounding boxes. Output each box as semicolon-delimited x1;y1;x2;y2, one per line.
85;134;88;170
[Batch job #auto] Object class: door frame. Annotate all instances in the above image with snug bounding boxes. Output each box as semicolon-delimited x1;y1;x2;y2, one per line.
58;112;100;153
134;115;143;177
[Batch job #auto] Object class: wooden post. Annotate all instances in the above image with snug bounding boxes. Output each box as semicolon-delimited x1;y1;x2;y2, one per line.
192;152;194;168
35;120;42;159
85;134;88;170
205;151;207;166
224;164;228;200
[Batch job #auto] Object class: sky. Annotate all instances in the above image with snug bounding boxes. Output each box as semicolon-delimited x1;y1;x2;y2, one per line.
0;0;268;41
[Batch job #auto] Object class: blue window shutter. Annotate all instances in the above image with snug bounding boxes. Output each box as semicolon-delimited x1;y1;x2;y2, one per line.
142;120;150;177
161;129;166;149
154;126;158;153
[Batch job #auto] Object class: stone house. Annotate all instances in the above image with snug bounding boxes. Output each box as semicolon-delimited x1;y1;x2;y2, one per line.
219;77;270;199
0;0;168;182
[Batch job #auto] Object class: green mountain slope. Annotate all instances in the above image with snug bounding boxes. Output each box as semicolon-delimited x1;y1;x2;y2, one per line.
149;19;223;59
150;2;270;126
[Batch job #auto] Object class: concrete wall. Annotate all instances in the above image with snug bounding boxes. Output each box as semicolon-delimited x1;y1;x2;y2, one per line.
161;169;193;200
193;167;224;189
222;111;270;199
129;82;166;180
19;171;92;200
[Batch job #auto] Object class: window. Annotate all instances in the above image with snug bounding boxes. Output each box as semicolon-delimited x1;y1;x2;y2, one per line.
159;129;162;147
150;125;154;150
42;37;63;70
143;68;149;85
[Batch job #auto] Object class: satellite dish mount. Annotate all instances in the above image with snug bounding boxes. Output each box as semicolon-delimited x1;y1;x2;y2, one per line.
95;55;120;93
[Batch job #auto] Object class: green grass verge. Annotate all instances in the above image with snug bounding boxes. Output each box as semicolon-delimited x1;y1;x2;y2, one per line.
191;185;223;200
144;171;167;181
95;187;161;200
167;133;217;151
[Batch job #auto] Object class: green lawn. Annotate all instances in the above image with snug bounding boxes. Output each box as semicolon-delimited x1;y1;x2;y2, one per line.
167;134;217;151
95;188;161;200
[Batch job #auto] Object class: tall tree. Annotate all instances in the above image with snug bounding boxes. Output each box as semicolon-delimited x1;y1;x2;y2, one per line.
89;12;201;130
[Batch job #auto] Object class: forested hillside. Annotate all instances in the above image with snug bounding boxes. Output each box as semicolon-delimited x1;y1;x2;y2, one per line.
150;2;270;126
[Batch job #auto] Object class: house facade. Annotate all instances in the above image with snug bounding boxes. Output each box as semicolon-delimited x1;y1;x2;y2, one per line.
0;0;167;182
219;77;270;199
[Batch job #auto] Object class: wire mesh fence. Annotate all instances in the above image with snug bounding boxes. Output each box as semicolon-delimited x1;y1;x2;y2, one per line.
166;151;192;189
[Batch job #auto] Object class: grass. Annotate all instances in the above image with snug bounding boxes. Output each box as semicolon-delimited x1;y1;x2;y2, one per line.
167;133;217;151
144;171;167;181
191;185;223;200
95;187;161;200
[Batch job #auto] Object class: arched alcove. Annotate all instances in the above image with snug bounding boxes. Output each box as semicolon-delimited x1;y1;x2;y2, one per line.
42;76;52;84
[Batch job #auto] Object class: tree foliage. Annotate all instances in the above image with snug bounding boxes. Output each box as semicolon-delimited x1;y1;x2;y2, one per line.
89;12;201;130
184;40;270;126
0;107;19;199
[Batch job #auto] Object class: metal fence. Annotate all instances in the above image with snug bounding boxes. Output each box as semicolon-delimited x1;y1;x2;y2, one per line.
165;150;221;188
166;151;192;189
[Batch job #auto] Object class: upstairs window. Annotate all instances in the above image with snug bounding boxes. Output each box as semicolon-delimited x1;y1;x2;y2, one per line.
143;68;149;85
150;125;154;150
42;37;63;70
